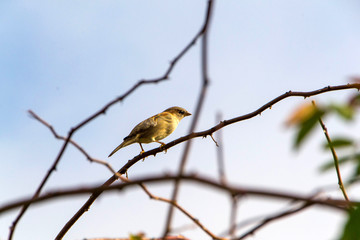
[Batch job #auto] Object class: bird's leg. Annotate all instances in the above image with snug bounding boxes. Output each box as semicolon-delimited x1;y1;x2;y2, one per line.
139;143;147;161
139;143;145;154
156;141;167;153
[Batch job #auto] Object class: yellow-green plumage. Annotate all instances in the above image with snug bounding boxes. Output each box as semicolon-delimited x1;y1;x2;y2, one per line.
108;106;191;157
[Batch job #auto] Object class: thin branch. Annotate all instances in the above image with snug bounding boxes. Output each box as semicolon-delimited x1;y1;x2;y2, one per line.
236;202;313;240
163;0;214;236
215;112;226;184
28;110;127;182
214;112;238;238
52;83;360;240
84;236;190;240
228;196;239;238
84;237;189;240
138;184;226;240
1;174;354;215
8;127;75;240
210;133;219;147
313;101;350;201
104;84;360;177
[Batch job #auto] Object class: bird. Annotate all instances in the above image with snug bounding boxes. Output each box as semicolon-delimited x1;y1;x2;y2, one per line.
108;106;191;157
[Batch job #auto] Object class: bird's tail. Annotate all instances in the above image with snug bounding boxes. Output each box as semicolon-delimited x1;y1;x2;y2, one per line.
108;142;125;157
108;138;134;157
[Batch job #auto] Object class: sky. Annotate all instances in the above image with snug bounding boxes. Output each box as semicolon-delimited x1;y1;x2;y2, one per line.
1;0;360;239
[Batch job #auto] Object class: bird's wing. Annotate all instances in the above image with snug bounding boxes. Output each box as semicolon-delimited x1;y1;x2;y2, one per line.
157;112;173;121
125;115;158;139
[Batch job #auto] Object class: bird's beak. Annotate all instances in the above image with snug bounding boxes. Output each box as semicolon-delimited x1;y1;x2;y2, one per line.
185;112;191;116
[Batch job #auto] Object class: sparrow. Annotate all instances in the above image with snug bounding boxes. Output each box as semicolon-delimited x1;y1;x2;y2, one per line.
108;106;191;157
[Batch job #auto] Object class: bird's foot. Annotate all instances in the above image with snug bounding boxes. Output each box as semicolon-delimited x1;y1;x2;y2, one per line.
139;150;147;161
160;143;167;154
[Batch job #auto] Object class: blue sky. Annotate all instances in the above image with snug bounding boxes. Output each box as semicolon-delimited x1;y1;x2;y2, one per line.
1;1;360;239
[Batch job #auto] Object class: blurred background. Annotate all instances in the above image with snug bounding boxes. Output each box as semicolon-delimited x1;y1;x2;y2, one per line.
1;1;360;239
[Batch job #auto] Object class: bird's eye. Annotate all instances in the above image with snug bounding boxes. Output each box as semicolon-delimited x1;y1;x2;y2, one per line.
178;110;185;115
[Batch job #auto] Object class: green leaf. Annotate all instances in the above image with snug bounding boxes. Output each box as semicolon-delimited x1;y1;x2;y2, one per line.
320;153;360;172
294;109;324;149
322;137;354;149
348;159;360;184
130;234;144;240
340;206;360;240
329;104;355;121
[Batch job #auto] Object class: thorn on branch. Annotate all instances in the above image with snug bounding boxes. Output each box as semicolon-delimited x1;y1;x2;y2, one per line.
210;134;219;147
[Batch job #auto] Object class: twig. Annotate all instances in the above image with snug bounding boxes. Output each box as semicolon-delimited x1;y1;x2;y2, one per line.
215;112;226;184
210;133;219;147
138;184;226;240
102;84;360;177
8;126;75;240
312;101;350;201
236;201;313;239
1;174;354;215
214;112;238;238
28;110;127;182
228;196;239;237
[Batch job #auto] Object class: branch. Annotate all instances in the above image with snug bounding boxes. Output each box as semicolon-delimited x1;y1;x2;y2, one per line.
28;110;127;181
1;174;354;215
114;84;360;177
53;82;360;240
8;125;75;240
215;112;226;184
139;184;226;240
236;202;313;239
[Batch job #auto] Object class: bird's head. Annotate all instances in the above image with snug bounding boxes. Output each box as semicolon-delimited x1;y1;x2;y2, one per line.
164;106;191;120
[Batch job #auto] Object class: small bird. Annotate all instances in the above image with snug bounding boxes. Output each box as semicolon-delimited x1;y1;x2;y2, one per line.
108;106;191;157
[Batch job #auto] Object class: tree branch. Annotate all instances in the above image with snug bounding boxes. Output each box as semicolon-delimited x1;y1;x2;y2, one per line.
28;110;127;181
1;174;354;215
51;82;360;240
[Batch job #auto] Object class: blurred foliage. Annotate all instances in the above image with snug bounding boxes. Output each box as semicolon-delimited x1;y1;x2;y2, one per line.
129;232;145;240
287;93;360;183
340;206;360;240
287;92;360;239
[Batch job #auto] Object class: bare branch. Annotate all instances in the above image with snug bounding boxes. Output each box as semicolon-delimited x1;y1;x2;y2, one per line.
236;202;313;239
111;84;360;178
28;110;126;181
52;82;360;240
139;184;226;240
215;112;226;184
228;196;239;238
8;124;75;240
1;174;354;215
